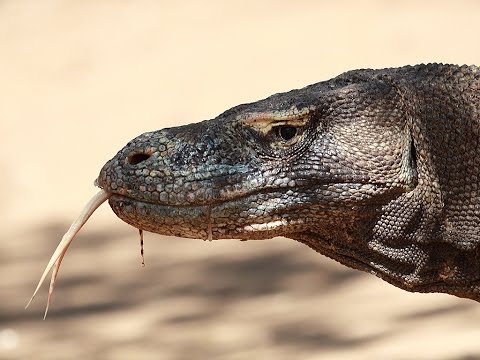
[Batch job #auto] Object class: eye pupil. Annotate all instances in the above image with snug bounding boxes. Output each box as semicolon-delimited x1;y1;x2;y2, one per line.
278;126;297;141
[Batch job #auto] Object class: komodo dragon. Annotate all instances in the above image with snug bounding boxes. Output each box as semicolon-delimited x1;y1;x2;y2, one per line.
28;63;480;315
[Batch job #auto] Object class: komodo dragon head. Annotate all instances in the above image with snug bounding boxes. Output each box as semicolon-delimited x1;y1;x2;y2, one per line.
29;64;480;315
99;75;416;241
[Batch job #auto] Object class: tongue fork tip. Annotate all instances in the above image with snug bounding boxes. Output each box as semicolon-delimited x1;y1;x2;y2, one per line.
26;189;111;316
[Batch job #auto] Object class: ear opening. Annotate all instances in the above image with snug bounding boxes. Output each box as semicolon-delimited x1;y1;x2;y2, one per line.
409;134;418;173
399;133;418;190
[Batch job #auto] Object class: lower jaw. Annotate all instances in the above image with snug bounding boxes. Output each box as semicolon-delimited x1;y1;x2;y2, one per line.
107;182;404;240
108;194;311;240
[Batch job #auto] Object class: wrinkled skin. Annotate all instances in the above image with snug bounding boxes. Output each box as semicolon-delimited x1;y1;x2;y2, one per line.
97;64;480;301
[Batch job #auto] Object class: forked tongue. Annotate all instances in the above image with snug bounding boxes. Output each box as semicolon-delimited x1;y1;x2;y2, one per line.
26;189;111;318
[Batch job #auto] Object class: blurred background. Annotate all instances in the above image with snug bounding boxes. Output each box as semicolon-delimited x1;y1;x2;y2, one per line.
1;1;479;359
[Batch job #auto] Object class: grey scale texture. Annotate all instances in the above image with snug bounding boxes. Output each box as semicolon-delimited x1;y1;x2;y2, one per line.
97;64;480;301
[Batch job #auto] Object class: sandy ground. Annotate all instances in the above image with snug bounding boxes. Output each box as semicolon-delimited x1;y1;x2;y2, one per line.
1;1;480;359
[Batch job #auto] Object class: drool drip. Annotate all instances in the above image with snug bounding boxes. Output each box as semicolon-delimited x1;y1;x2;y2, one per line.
139;229;145;267
206;205;213;241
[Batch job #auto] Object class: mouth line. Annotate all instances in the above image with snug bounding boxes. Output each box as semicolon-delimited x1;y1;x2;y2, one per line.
104;181;393;209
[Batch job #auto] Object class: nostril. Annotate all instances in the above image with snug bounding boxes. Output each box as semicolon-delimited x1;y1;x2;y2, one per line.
127;152;152;165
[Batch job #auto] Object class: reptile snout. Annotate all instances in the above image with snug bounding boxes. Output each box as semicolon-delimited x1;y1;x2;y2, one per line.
95;130;167;196
95;120;238;206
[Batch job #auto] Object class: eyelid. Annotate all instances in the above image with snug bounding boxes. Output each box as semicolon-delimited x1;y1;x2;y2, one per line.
238;106;314;124
238;107;314;136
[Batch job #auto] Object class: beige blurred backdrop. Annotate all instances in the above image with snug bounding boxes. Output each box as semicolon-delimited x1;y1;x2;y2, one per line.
1;1;479;359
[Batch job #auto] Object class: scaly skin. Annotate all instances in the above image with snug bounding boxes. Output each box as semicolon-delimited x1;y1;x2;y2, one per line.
97;64;480;301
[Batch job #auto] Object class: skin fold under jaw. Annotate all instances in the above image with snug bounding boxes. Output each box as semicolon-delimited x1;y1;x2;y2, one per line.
28;64;480;316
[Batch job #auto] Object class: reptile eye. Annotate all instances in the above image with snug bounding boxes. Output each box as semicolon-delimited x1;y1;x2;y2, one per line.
277;125;298;141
